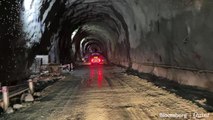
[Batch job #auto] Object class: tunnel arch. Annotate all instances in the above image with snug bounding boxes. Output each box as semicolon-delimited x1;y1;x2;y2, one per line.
43;0;132;65
82;38;107;59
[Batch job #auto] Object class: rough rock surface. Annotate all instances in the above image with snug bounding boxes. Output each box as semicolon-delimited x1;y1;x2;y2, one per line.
13;104;23;110
24;94;34;102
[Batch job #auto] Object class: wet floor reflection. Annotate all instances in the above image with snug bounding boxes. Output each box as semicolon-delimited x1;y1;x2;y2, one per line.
97;66;103;88
87;65;103;88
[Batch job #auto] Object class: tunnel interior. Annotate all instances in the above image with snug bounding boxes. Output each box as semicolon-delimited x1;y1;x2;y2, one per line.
1;0;213;91
44;0;130;65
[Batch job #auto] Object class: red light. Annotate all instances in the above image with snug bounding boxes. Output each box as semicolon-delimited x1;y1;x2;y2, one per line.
90;56;102;64
91;58;94;63
98;58;101;63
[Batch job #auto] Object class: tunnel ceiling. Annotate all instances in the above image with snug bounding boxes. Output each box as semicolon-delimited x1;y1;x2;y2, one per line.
19;0;131;64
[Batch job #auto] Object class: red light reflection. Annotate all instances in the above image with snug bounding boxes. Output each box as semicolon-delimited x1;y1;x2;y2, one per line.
90;66;95;79
97;66;103;88
88;65;103;88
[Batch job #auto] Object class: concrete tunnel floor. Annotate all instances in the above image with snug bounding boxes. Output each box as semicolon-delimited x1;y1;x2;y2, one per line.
1;65;213;120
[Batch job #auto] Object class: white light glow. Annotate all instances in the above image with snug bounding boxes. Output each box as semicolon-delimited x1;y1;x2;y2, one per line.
21;0;43;48
71;29;79;41
24;0;33;10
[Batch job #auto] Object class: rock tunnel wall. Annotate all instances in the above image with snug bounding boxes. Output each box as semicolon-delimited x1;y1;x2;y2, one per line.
0;0;30;85
112;0;213;90
0;0;213;90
